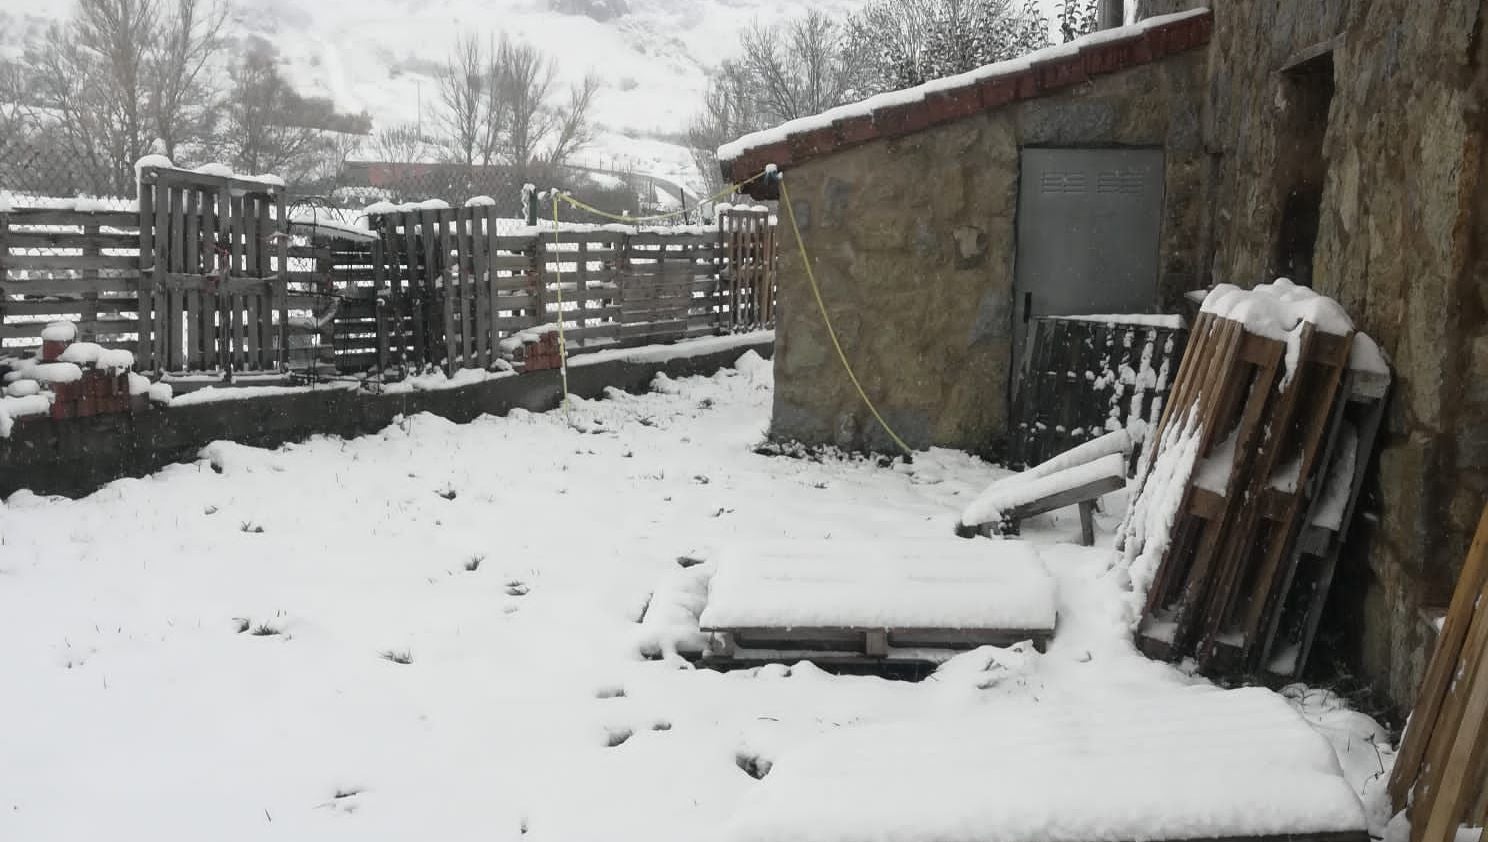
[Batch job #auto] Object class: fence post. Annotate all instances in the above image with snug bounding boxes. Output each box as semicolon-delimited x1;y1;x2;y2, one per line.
275;191;289;372
136;174;155;370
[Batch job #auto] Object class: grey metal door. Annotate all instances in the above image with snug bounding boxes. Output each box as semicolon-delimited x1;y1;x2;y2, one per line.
1013;148;1165;360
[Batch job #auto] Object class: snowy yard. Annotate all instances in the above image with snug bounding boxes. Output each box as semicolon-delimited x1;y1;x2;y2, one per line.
0;351;1393;841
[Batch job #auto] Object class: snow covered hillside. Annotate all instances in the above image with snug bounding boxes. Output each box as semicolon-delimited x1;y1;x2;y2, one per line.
0;352;1394;841
0;0;870;193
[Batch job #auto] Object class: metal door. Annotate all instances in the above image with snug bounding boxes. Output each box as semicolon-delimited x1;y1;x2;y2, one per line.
1012;148;1165;362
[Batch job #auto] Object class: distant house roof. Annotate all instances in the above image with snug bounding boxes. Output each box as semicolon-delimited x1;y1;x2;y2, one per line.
719;8;1213;197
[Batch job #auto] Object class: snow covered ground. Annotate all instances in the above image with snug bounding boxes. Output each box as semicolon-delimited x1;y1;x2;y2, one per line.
0;350;1394;841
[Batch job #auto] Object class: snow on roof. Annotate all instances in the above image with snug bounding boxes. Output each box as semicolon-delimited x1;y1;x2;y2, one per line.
288;208;379;243
718;8;1213;169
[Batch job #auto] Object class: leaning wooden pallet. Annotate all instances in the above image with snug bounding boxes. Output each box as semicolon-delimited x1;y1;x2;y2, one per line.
1388;504;1488;842
1122;280;1388;677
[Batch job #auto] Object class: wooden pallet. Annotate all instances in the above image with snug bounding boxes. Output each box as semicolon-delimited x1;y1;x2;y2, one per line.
700;625;1051;669
1388;505;1488;842
1133;309;1387;676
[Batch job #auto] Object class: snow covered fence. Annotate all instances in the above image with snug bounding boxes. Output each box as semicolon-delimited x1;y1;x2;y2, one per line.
361;203;777;377
0;203;144;353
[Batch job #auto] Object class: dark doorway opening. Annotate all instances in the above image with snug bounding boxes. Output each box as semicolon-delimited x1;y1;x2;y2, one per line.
1271;51;1335;287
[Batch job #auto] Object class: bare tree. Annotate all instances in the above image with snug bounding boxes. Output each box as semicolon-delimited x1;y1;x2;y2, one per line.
146;0;227;159
497;37;558;177
25;0;227;195
739;10;859;124
373;122;430;162
224;38;321;176
438;33;488;166
845;0;1049;95
431;33;597;179
687;60;758;194
537;73;599;172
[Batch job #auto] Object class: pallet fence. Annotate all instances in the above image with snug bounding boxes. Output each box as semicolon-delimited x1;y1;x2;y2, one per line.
0;177;778;378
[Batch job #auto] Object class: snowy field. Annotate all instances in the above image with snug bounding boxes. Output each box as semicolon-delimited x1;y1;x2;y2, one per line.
0;351;1394;841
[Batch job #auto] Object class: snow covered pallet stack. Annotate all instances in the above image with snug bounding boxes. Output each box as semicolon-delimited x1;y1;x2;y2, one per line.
1387;505;1488;842
1120;280;1390;679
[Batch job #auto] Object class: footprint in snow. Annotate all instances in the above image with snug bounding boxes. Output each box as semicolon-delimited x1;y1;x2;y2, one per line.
605;727;633;748
506;581;530;597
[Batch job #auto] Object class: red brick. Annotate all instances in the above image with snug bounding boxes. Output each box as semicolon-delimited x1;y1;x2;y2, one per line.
1014;70;1039;99
788;125;839;160
922;86;984;125
51;381;80;402
1032;52;1089;92
977;75;1021;109
41;339;69;362
1081;36;1142;77
873;102;934;139
50;400;75;421
130;394;150;415
833;114;879;146
75;395;98;418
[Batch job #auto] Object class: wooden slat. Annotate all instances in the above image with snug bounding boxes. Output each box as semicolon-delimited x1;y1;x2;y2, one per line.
4;231;140;250
1391;505;1488;810
184;188;202;369
0;253;139;271
457;207;475;368
4;209;138;228
200;189;219;371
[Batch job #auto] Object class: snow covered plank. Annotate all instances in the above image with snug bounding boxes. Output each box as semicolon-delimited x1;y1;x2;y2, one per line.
959;447;1129;545
721;686;1369;842
699;540;1057;659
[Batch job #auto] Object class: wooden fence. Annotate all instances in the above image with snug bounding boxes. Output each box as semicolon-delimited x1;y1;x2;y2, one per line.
0;206;142;350
0;170;777;376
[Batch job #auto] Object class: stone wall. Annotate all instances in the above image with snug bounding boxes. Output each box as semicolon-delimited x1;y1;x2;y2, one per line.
773;49;1207;455
1199;0;1488;712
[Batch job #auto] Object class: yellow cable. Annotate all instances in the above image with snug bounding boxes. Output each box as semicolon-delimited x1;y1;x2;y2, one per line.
779;179;914;457
557;170;769;225
551;193;571;417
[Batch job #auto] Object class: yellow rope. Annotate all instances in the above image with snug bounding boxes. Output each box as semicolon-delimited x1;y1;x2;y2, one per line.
557;170;769;225
551;193;571;417
779;179;914;457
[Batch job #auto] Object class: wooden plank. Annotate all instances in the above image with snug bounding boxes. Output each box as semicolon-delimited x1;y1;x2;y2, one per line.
0;318;139;339
0;253;140;271
200;190;219;371
4;209;138;228
476;208;495;368
184;189;202;369
430;210;454;372
457;207;475;368
0;298;138;316
242;196;261;369
404;216;424;368
4;231;141;250
273;192;289;371
1390;504;1488;811
135;185;155;369
1414;575;1488;842
151;182;172;371
372;237;389;374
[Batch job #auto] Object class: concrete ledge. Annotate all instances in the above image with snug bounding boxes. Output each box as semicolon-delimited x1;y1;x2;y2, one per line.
0;337;773;499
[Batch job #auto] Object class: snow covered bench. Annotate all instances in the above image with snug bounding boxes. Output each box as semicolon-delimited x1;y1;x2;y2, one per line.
720;685;1368;842
957;430;1132;545
698;540;1058;666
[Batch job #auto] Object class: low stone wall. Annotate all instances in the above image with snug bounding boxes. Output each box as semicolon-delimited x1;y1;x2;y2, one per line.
0;337;772;499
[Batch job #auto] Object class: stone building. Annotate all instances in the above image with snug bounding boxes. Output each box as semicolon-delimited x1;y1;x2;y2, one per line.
720;0;1488;712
